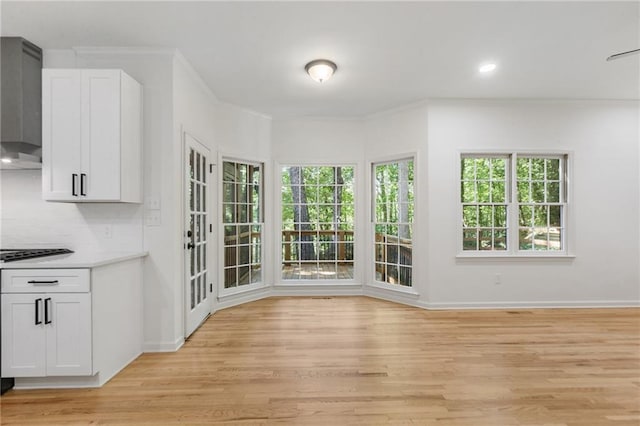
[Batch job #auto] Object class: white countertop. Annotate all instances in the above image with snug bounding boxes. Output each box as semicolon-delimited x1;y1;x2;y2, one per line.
0;251;148;269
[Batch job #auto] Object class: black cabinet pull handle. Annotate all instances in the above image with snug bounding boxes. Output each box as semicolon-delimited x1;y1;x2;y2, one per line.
35;298;42;325
80;173;87;196
27;280;59;284
72;174;78;196
44;298;52;324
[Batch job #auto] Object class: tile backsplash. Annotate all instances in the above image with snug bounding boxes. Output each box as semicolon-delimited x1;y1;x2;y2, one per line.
0;170;143;252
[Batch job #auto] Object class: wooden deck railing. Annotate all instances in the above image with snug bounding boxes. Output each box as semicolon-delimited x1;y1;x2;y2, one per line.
224;230;260;259
281;230;354;264
375;233;412;285
224;230;260;286
224;230;412;285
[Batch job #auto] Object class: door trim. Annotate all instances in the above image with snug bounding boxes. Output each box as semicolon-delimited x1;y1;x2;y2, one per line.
182;130;213;338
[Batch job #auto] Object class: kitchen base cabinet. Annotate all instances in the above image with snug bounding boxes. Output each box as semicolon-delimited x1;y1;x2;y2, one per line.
1;256;144;389
46;294;92;376
1;293;91;377
1;294;46;377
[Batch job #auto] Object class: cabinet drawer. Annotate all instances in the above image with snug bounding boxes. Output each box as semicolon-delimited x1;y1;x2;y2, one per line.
1;269;90;293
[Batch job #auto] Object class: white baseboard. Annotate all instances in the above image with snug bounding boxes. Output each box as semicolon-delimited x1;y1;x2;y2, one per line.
15;375;101;389
215;287;271;310
142;337;184;353
363;284;421;307
96;352;142;386
424;300;640;309
271;284;363;297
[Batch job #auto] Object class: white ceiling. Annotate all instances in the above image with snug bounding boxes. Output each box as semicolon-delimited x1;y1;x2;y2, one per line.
2;1;639;118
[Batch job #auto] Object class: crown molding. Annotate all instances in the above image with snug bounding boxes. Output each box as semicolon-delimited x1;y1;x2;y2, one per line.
73;46;179;57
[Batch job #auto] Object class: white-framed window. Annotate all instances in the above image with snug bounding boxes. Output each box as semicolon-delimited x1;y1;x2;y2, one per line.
460;153;568;255
222;159;263;289
516;155;566;251
281;165;355;280
372;157;414;287
461;155;509;251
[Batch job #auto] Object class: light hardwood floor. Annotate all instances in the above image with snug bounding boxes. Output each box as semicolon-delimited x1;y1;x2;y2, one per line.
1;297;639;425
281;264;354;280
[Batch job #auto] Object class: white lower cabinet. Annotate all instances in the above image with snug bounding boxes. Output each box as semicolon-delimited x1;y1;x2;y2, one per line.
1;294;46;377
46;293;92;376
1;259;143;388
1;270;92;378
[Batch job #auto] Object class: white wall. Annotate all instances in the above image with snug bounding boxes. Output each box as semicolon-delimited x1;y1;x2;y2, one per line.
425;100;639;307
171;53;219;343
271;119;366;290
272;118;364;162
313;100;639;308
24;48;274;350
0;49;146;254
6;47;637;362
0;169;143;252
214;103;272;159
39;48;183;350
363;104;429;302
173;51;273;311
213;100;273;300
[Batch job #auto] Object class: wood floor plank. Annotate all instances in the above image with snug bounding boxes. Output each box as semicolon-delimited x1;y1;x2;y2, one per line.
1;296;638;425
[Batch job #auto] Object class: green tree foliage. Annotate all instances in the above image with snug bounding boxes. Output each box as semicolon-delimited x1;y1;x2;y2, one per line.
281;166;354;227
281;166;355;261
374;159;414;233
461;156;562;251
461;157;507;250
373;159;414;287
517;157;562;250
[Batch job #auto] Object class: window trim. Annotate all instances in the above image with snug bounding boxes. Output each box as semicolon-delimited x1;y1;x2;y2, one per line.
457;150;573;258
277;162;358;284
363;151;420;298
369;154;417;291
218;154;266;298
460;153;511;252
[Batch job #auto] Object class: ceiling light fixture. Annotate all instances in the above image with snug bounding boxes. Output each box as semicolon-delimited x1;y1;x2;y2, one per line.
478;63;497;73
1;158;12;164
305;59;337;83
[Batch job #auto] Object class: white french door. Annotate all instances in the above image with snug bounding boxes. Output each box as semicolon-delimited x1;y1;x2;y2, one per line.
184;133;212;338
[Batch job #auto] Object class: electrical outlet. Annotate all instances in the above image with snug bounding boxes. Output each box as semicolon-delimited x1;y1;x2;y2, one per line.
145;212;161;226
103;225;113;239
494;273;502;285
145;195;161;210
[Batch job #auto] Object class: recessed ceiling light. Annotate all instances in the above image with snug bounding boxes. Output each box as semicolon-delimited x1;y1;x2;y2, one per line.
479;63;497;73
1;158;12;164
305;59;337;83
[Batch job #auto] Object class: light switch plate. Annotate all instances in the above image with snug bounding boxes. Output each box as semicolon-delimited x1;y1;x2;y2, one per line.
145;212;161;226
145;195;161;210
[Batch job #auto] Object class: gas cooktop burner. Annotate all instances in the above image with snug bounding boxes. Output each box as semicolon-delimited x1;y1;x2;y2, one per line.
0;248;74;262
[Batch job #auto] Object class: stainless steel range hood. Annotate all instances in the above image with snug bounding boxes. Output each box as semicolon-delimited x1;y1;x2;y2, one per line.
1;37;43;170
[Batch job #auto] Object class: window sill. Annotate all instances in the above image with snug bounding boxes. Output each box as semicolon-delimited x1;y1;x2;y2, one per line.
365;282;420;297
275;281;361;287
456;253;575;261
218;282;269;300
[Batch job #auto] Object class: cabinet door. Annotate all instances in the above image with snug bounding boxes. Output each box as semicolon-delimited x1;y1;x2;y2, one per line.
119;72;143;203
81;70;121;201
42;69;82;201
1;294;46;377
45;293;92;376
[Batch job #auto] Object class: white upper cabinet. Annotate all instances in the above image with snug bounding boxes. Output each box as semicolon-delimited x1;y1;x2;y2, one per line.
42;69;142;202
